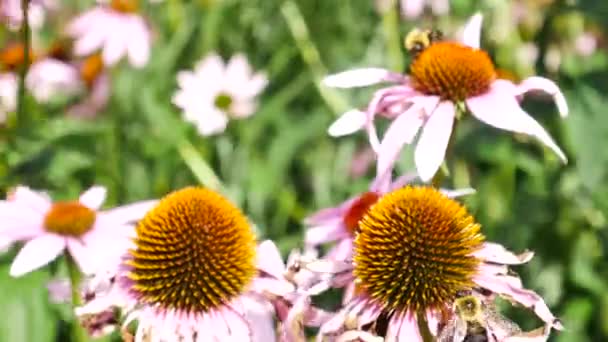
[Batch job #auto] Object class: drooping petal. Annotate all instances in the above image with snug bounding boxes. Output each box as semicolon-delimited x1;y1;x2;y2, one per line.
376;104;425;182
11;186;51;213
386;312;422;342
67;239;97;274
414;101;456;182
516;76;568;117
473;242;534;265
256;240;285;279
10;234;66;277
79;186;107;210
461;12;483;49
467;80;567;163
101;200;157;225
323;68;405;88
126;16;151;68
305;221;349;247
328;109;368;137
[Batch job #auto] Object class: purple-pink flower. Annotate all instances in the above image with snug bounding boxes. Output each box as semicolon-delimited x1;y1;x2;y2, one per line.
0;185;156;277
304;186;562;341
324;14;568;181
66;0;151;68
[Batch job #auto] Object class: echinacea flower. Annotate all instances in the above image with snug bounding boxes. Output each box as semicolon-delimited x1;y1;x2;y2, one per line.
68;54;111;118
324;14;568;181
66;0;151;68
305;171;474;263
0;185;156;277
77;187;295;341
306;186;562;341
0;0;52;30
172;53;268;136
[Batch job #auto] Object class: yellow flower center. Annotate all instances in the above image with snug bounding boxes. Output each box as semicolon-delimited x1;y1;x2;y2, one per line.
214;93;233;111
125;187;257;314
44;202;96;237
353;186;484;314
410;42;496;101
110;0;138;13
80;54;104;88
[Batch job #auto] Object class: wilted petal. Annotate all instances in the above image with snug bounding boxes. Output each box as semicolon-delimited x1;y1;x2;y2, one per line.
414;101;455;182
328;109;367;137
467;80;567;163
461;13;483;49
474;242;534;265
323;68;404;88
516;76;568;117
10;234;66;277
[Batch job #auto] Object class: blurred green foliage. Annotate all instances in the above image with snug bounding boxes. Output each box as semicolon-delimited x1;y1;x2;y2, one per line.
1;0;607;341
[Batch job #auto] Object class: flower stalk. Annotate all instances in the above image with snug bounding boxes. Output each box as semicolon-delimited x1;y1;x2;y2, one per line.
66;253;88;342
16;0;31;126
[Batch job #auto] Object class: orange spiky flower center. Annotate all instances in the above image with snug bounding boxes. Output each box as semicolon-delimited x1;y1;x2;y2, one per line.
354;186;484;314
125;187;257;314
110;0;138;13
410;42;496;102
343;191;381;235
44;201;96;237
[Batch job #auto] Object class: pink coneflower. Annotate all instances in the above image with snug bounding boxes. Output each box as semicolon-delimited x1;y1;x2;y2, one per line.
0;72;17;124
323;14;568;181
68;53;111;118
0;185;156;277
305;171;474;263
0;0;52;30
172;53;268;136
26;58;82;102
66;0;151;68
306;186;562;341
76;187;296;341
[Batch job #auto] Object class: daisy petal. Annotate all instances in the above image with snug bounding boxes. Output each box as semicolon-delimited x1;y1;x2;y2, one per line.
462;13;483;49
414;101;456;182
467;80;567;163
328;109;367;137
101;200;157;225
11;186;51;213
79;186;107;210
323;68;404;88
517;76;568;117
10;234;66;277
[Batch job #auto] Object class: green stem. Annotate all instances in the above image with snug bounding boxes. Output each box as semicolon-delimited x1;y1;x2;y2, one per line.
66;254;88;342
280;0;348;115
177;138;224;191
380;0;404;72
15;0;31;126
416;310;434;342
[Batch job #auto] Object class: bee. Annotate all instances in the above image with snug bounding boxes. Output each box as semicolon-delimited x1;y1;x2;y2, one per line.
404;28;444;58
437;292;521;342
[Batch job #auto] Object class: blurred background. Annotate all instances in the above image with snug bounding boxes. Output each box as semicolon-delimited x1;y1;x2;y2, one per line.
1;0;607;341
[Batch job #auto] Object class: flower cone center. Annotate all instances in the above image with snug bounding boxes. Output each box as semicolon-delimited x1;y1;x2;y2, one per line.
0;43;35;71
410;42;496;101
44;201;96;237
80;54;104;88
110;0;138;13
343;192;380;235
353;186;484;314
125;187;257;314
214;93;233;111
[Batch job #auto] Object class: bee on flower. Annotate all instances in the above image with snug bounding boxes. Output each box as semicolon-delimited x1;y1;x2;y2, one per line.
323;14;568;182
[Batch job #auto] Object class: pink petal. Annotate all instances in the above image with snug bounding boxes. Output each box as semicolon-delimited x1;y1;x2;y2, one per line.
101;200;157;224
256;240;285;278
66;238;97;274
323;68;405;88
79;186;107;210
240;296;274;342
386;312;422;342
304;201;352;226
376;104;425;181
441;188;477;198
328;109;367;137
503;325;552;342
473;242;534;265
306;259;352;274
11;186;51;213
10;234;66;277
305;221;349;247
326;238;353;262
126;16;151;68
102;23;127;66
516;76;568;117
467;80;567;163
337;330;383;342
401;0;425;18
461;13;483;49
474;274;563;330
414;101;456;182
222;306;252;340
